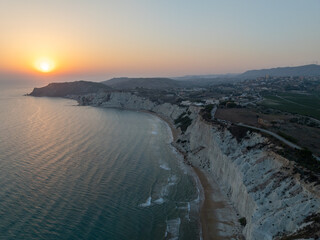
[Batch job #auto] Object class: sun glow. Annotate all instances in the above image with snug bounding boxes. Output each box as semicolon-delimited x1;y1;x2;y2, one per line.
35;58;55;73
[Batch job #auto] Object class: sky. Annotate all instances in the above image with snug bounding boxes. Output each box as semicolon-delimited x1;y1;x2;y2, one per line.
1;0;320;82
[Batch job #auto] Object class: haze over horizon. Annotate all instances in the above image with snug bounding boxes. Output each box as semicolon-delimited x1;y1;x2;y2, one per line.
1;0;320;83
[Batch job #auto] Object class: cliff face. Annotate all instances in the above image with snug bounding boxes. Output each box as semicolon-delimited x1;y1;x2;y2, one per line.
75;91;187;121
185;117;320;240
73;91;320;239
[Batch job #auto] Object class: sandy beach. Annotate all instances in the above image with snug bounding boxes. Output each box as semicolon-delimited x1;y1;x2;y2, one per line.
194;168;242;240
194;167;224;240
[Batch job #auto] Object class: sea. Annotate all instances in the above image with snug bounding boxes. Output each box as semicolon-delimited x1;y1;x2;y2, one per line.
0;83;201;240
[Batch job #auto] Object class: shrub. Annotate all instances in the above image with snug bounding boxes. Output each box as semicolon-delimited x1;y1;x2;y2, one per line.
200;104;214;121
277;131;298;144
175;112;192;133
239;217;247;227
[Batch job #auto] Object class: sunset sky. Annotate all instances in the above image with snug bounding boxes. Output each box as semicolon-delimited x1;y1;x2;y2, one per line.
1;0;320;82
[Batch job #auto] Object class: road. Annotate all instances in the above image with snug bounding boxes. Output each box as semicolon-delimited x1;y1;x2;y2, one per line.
236;123;302;149
237;123;320;161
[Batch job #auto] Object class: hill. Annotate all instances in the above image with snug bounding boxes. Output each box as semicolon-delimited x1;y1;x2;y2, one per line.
102;77;185;89
173;73;238;81
29;81;111;97
239;64;320;79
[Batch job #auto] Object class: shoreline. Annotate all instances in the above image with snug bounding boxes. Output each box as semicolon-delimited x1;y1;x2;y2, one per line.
80;104;241;239
147;111;239;240
194;167;221;240
140;110;180;142
194;168;242;240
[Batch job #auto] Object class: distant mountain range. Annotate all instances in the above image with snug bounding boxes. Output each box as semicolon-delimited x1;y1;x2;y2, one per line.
102;76;239;89
101;65;320;89
29;65;320;97
174;64;320;80
239;64;320;79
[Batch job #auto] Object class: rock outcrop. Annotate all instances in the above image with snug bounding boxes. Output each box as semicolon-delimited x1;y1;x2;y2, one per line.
29;81;111;97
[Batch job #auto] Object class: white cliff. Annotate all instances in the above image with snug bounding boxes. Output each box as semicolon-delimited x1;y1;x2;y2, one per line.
75;91;186;121
185;116;320;239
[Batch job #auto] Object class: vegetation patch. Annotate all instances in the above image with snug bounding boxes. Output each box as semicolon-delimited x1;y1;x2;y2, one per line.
279;213;320;240
295;148;320;173
174;112;192;133
276;147;320;177
200;104;214;121
239;217;247;227
277;131;298;144
260;92;320;120
228;125;252;142
219;101;240;108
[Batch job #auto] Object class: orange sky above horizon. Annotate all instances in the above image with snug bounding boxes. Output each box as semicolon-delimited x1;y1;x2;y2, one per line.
1;0;320;81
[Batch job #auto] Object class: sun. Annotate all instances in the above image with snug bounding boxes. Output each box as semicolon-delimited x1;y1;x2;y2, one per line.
40;62;50;72
35;58;55;73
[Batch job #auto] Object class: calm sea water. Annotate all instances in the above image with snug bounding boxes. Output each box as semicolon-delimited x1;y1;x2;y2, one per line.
0;85;200;240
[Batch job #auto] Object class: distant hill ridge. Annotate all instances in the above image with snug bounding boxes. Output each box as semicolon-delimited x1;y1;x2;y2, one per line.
102;77;184;89
29;64;320;97
239;64;320;78
103;65;320;88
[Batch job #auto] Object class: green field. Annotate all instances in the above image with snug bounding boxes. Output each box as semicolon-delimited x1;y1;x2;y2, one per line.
260;92;320;120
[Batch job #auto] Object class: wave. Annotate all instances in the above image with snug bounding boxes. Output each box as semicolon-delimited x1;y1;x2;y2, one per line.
160;175;178;197
165;218;181;240
168;175;178;186
177;202;191;221
163;120;174;143
160;163;171;171
154;198;165;204
139;196;152;207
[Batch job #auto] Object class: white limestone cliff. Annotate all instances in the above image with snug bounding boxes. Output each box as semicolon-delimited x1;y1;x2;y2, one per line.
185;116;320;239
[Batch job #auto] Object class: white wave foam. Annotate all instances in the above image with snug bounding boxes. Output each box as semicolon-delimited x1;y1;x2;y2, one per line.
169;144;188;174
160;163;171;171
168;175;178;186
178;202;190;211
151;131;158;135
186;202;190;221
161;185;170;197
177;202;191;220
165;218;181;240
154;198;165;204
164;121;174;143
160;175;178;197
139;196;152;207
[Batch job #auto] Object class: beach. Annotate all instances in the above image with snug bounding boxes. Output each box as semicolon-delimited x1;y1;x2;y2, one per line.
194;168;242;240
149;111;242;239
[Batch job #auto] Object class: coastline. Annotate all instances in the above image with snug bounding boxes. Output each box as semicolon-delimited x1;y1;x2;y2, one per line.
194;168;242;240
77;103;242;239
147;111;240;240
141;110;180;142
